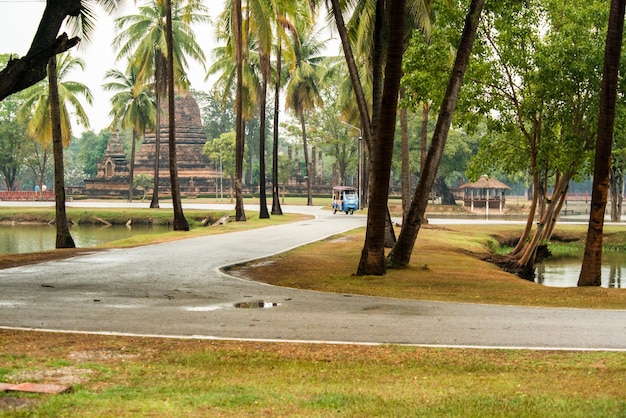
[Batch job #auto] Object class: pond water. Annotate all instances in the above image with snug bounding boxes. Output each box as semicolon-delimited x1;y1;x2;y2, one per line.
0;224;171;255
536;252;626;288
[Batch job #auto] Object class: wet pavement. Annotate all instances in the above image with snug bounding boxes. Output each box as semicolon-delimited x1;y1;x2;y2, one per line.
1;202;625;351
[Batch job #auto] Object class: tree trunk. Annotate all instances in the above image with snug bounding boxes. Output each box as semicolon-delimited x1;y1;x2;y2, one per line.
258;53;270;219
609;165;622;222
234;0;246;221
329;0;372;148
150;86;161;209
434;176;456;205
387;0;485;269
420;101;429;173
300;113;313;206
48;56;74;249
128;129;137;203
165;0;189;231
400;89;410;223
271;42;283;216
579;0;625;286
356;0;406;276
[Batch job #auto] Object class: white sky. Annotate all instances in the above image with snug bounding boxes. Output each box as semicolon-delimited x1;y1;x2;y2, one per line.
0;0;224;134
0;0;338;135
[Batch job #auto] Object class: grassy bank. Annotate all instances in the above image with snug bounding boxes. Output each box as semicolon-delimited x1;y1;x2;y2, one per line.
1;210;626;416
1;330;625;417
230;223;626;309
0;207;307;270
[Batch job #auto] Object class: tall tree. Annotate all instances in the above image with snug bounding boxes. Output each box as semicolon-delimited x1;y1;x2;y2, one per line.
103;65;156;202
114;0;208;211
579;0;626;286
284;23;326;206
233;0;247;221
47;56;74;248
18;53;92;248
387;0;485;268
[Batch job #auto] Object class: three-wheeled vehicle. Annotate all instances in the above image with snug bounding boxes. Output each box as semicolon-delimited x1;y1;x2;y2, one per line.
332;186;359;215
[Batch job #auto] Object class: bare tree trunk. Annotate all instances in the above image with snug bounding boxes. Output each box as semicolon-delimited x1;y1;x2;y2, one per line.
48;56;74;249
271;42;283;216
387;0;485;269
258;53;270;219
234;0;246;221
150;77;162;209
400;89;410;223
579;0;625;286
356;0;406;275
300;114;313;206
165;0;188;231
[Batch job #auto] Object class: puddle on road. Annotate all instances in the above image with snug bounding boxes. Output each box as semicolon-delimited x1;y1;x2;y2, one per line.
234;300;279;309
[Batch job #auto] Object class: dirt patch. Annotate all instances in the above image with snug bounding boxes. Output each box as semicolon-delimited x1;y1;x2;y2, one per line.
0;397;40;412
6;366;94;386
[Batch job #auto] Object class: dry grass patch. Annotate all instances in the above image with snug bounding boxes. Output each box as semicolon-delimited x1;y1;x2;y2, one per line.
230;224;626;309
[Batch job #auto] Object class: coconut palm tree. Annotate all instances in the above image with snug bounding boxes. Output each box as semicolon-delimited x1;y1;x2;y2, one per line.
113;0;208;218
284;23;326;206
103;64;156;203
578;0;626;286
18;53;92;248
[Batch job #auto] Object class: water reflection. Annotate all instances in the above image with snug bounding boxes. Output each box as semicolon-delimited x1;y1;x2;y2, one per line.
536;253;625;288
0;224;171;255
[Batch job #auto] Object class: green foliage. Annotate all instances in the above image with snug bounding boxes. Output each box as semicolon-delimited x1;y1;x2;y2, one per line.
76;130;109;179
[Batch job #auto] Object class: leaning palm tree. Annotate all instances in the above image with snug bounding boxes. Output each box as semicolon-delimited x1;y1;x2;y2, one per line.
103;64;156;203
210;2;262;221
18;53;92;248
284;23;326;206
113;0;208;222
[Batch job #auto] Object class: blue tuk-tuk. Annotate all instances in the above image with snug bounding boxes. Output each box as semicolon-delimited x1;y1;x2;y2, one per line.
332;186;358;215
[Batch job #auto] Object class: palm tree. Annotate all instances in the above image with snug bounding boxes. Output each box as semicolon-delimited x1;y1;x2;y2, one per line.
114;0;208;217
578;0;626;286
285;23;326;206
18;53;92;248
103;64;156;203
387;0;486;269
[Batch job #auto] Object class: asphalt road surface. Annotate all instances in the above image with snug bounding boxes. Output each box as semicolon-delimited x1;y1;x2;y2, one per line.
1;202;625;351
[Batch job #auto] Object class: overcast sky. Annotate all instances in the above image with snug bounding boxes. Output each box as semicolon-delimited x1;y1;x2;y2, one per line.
0;0;224;134
0;0;338;135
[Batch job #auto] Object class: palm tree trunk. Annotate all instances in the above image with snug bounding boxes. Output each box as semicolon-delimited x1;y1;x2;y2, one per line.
356;0;406;276
48;56;74;249
329;0;372;148
150;92;161;209
300;113;313;206
128;129;137;203
271;42;283;216
258;54;270;219
387;0;485;269
400;89;410;223
579;0;625;286
165;0;189;231
234;0;246;222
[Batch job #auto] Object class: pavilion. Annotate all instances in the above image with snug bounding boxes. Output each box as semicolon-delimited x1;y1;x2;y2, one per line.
458;175;511;215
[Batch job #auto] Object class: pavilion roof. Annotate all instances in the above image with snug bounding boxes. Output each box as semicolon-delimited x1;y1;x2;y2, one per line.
459;175;511;190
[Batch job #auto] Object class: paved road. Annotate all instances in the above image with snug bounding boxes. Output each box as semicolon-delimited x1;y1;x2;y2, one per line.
1;202;625;351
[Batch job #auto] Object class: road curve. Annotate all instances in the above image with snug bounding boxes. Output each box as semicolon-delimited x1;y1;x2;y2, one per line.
1;202;625;351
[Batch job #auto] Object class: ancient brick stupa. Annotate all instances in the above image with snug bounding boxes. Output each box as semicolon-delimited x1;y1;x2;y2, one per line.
84;92;218;198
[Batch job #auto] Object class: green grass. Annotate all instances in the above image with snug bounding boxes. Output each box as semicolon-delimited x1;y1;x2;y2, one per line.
1;332;625;417
1;209;626;416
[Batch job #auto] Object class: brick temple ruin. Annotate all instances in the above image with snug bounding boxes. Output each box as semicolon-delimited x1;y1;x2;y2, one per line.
84;92;219;198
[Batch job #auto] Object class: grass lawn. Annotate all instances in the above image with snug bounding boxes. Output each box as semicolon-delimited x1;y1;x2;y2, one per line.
1;207;625;416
